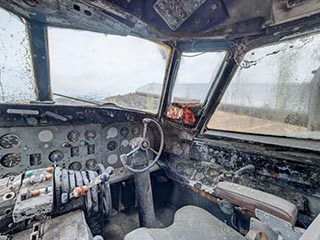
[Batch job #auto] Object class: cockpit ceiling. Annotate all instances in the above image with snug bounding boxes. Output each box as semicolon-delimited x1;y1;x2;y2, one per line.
1;0;320;41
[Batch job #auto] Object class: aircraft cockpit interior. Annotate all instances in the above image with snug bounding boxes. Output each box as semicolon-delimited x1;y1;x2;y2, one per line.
0;0;320;239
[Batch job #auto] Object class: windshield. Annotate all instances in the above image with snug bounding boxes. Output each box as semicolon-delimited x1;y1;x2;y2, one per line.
48;27;170;113
0;7;35;103
208;32;320;140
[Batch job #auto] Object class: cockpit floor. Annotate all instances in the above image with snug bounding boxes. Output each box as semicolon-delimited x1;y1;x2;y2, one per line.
103;205;176;240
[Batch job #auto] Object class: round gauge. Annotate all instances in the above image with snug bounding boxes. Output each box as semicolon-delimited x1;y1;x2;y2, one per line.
107;140;118;151
67;130;80;142
121;140;129;147
107;127;118;139
49;150;64;162
107;154;118;165
38;130;54;143
69;161;82;171
86;158;97;170
132;126;140;136
85;130;97;141
120;127;129;137
3;172;18;178
0;134;20;149
0;153;21;168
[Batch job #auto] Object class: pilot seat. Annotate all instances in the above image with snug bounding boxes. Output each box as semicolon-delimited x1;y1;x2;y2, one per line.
124;182;317;240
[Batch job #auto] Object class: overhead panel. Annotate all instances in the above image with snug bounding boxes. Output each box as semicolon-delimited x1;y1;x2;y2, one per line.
153;0;207;31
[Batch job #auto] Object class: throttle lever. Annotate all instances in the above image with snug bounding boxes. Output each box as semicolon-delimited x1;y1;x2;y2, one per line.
69;166;114;199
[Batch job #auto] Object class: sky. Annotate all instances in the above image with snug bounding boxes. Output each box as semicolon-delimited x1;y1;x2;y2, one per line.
1;5;320;114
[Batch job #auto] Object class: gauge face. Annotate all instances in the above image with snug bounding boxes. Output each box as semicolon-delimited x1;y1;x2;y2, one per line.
107;140;118;151
0;153;21;168
49;150;64;162
85;130;97;141
38;130;54;143
86;159;97;170
107;127;118;139
107;154;118;165
132;126;140;136
120;127;129;137
67;130;80;142
69;161;82;171
0;134;20;149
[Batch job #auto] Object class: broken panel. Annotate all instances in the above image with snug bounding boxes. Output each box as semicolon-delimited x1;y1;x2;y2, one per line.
13;168;53;223
153;0;207;31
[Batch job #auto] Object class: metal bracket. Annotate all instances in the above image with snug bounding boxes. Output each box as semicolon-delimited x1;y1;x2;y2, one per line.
254;209;305;240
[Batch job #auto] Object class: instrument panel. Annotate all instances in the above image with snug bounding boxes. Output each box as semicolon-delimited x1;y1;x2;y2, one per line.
0;122;154;178
0;103;159;179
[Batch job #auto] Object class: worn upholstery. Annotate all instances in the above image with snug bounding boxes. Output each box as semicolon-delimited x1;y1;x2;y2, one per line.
216;182;298;226
124;205;245;240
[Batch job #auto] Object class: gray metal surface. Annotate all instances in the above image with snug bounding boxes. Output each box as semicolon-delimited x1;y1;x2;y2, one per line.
13;168;53;223
11;210;96;240
153;0;207;31
255;209;304;240
134;171;156;228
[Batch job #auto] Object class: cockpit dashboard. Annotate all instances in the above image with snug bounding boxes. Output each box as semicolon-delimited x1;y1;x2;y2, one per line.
0;104;157;181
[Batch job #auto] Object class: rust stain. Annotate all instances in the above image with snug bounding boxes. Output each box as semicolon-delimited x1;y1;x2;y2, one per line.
166;102;197;125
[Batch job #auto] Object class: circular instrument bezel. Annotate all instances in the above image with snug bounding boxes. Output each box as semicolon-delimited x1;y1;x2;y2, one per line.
0;153;21;168
0;134;21;149
67;130;80;142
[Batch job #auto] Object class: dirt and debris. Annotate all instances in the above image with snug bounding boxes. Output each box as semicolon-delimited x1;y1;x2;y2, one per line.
166;102;199;125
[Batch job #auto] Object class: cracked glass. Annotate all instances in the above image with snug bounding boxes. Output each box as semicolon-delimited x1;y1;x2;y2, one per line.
0;7;35;103
208;32;320;140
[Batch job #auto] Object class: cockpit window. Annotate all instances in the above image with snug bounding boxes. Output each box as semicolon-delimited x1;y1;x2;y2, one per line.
171;52;226;104
208;32;320;140
0;8;35;103
48;27;170;113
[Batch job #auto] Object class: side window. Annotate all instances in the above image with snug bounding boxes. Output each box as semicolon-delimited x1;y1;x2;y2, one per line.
0;8;35;103
208;33;320;140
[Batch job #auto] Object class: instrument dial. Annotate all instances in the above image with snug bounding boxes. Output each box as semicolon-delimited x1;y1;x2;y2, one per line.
49;150;64;162
107;127;118;139
67;130;80;142
86;159;97;170
132;126;140;136
0;153;21;168
0;134;20;149
107;140;118;151
120;127;129;137
69;161;82;171
85;130;97;141
38;130;54;143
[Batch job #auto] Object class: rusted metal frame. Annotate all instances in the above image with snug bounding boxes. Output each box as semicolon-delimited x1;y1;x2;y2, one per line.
196;52;239;134
160;40;234;131
27;21;52;102
244;13;320;52
158;46;179;120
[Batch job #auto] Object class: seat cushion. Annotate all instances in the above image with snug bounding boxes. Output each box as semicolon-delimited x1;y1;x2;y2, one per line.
125;206;245;240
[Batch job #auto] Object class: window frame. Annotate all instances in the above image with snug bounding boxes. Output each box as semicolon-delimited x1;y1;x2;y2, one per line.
47;26;172;114
201;33;320;151
164;49;229;127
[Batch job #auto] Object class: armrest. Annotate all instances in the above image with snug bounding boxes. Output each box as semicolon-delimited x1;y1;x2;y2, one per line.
216;182;298;226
